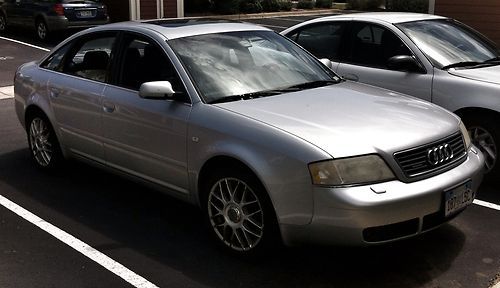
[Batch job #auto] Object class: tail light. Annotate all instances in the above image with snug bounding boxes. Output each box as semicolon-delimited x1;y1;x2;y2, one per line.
53;4;64;16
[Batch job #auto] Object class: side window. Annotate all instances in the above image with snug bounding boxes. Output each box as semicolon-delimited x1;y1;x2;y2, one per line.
349;22;411;68
40;44;71;72
62;33;116;82
117;34;185;94
294;22;346;61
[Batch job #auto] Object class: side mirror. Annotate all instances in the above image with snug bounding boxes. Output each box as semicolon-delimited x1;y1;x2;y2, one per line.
319;58;334;70
139;81;175;99
387;55;424;73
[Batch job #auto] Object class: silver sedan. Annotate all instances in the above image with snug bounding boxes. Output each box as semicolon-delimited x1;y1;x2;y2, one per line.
282;12;500;179
14;19;484;255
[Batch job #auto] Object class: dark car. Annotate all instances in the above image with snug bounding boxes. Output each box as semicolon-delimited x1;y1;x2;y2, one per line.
0;0;109;41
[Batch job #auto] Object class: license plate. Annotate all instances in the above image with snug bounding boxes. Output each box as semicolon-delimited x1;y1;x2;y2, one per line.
445;181;474;217
77;10;93;18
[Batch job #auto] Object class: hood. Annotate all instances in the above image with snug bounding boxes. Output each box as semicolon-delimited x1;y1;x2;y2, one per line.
448;65;500;85
216;82;460;158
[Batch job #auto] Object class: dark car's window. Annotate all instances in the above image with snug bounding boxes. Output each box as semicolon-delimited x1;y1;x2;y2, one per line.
117;34;186;94
62;33;116;82
348;22;411;68
290;22;346;61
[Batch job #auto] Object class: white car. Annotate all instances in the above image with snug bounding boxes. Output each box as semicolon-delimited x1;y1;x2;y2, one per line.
282;12;500;179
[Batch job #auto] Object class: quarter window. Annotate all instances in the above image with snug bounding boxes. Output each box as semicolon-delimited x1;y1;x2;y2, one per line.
348;22;411;68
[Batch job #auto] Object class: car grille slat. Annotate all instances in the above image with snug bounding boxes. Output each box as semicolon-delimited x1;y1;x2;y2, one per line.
394;132;467;178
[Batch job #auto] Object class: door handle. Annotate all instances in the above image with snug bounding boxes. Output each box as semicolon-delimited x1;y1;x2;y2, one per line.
102;101;115;113
343;73;359;82
49;87;61;98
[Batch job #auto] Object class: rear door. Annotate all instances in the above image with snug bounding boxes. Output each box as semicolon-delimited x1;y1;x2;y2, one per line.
336;21;433;101
43;31;117;162
102;32;192;194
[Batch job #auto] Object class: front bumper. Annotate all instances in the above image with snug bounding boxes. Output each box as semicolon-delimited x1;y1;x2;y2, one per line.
280;147;484;246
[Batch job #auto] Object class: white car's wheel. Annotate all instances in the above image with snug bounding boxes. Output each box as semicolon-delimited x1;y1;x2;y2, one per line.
27;114;62;170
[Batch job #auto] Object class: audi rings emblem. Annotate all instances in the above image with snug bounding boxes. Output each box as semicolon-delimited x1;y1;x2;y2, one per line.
427;144;454;166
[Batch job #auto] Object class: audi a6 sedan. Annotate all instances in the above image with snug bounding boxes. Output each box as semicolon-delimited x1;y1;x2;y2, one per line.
14;19;484;254
282;12;500;179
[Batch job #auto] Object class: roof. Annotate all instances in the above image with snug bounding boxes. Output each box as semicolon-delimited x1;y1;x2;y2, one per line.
98;18;271;40
315;12;447;24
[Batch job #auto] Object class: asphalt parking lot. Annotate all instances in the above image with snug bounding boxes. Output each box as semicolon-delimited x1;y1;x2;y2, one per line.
0;14;499;288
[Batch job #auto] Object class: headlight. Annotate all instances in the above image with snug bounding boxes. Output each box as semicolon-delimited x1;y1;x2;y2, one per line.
308;155;395;186
459;121;471;149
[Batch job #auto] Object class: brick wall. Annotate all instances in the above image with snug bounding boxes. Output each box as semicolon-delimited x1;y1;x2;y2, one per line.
164;0;177;18
435;0;500;45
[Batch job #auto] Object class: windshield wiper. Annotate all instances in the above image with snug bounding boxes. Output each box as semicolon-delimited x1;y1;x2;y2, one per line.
208;90;283;104
484;56;500;63
442;61;481;70
282;79;339;90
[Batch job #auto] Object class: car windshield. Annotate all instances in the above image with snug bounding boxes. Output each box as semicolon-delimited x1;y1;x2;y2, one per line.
168;30;339;103
397;19;500;69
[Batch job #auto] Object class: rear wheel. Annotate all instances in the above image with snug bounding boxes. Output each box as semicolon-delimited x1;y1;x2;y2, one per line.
0;14;6;33
462;113;500;180
203;167;279;255
27;113;63;170
35;19;49;41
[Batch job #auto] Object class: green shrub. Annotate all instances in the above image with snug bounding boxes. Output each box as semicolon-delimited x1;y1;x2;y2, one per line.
297;0;314;9
387;0;428;13
315;0;332;8
212;0;240;14
262;0;280;11
240;0;263;13
347;0;384;10
279;0;293;10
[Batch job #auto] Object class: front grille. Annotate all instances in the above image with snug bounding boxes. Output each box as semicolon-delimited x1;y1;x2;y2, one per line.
394;132;466;178
363;218;419;242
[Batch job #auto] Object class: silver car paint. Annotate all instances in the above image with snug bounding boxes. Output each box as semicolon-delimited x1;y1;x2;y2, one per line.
14;21;485;245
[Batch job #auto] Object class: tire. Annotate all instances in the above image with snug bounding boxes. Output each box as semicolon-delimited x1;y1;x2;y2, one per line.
27;113;63;170
0;13;6;33
462;113;500;180
203;167;280;255
35;19;49;41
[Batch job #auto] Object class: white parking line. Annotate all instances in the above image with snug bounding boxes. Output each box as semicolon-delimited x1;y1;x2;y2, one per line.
0;36;50;52
474;199;500;211
0;85;14;99
0;194;159;288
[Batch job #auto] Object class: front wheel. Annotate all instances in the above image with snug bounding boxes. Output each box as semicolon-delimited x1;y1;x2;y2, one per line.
204;168;278;255
463;114;500;180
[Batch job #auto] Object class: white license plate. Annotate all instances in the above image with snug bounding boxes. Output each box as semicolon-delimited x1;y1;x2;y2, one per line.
78;10;93;18
445;181;474;217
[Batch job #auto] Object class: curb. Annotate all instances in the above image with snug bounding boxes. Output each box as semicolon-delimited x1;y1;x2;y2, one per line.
0;85;14;100
184;8;348;20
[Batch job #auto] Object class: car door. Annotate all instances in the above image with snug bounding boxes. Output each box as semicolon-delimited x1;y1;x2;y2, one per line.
336;21;433;102
45;31;117;162
285;21;348;72
102;33;192;194
2;0;22;25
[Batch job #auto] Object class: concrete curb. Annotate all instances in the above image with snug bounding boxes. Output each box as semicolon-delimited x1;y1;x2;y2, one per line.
184;8;348;20
0;86;14;100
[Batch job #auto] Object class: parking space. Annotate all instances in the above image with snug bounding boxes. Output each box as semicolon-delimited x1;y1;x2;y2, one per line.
0;14;499;288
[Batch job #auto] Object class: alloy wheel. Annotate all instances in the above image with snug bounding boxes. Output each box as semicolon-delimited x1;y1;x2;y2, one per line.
37;21;47;40
468;126;497;173
208;177;264;252
29;117;53;167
